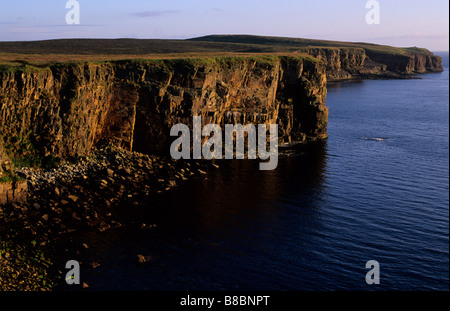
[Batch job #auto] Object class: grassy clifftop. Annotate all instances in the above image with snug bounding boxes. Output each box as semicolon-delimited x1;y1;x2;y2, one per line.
0;35;438;62
188;35;443;78
0;35;434;57
189;35;433;56
0;35;442;79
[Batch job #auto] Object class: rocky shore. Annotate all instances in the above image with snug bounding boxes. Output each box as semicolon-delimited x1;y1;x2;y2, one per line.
0;53;328;290
0;145;210;290
1;36;443;291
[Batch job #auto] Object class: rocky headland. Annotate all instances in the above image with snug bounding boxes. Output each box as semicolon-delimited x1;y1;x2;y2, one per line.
188;35;443;80
0;35;444;289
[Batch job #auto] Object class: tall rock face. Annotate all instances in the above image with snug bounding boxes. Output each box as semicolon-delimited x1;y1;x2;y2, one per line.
304;48;443;81
0;56;328;158
187;35;444;80
304;48;368;80
364;50;444;74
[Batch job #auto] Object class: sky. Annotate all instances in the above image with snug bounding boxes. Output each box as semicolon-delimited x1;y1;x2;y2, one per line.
0;0;448;51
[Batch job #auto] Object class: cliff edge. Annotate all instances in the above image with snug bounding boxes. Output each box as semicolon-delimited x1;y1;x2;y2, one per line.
189;35;444;81
0;56;328;162
0;35;443;165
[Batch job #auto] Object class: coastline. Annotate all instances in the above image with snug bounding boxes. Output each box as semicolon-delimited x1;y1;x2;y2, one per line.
0;38;445;290
1;66;445;290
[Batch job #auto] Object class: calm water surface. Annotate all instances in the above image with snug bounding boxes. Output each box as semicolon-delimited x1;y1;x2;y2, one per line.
74;60;449;291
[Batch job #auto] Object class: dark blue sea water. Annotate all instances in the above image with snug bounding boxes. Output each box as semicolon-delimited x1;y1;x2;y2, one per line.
75;56;449;291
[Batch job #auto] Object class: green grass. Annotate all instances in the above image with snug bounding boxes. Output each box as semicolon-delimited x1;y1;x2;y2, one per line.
0;54;320;74
189;35;434;56
2;134;60;170
0;171;25;184
0;35;436;68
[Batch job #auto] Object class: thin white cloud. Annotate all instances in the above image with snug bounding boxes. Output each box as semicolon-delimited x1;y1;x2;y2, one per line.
130;10;180;18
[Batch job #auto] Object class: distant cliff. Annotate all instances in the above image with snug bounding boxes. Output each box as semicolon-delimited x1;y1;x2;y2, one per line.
0;56;328;161
304;47;443;81
188;35;444;81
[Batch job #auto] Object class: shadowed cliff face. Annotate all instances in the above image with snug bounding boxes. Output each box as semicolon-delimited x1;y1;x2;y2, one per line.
304;48;443;81
364;50;444;74
186;35;444;80
0;56;328;158
305;48;368;80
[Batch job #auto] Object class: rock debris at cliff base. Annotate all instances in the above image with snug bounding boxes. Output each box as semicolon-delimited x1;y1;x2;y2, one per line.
0;145;209;237
0;144;213;290
0;37;444;289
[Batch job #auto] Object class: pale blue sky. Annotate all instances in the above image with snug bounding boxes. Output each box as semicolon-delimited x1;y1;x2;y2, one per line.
0;0;448;50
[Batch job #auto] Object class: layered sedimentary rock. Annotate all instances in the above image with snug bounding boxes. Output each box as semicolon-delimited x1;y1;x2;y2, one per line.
0;56;328;159
0;180;28;205
304;47;443;81
363;50;444;74
187;35;444;80
304;48;368;80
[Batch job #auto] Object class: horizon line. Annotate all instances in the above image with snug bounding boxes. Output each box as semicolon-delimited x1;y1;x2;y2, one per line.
0;34;448;52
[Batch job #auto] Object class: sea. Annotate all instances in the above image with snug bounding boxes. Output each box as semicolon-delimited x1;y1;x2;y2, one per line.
73;52;449;291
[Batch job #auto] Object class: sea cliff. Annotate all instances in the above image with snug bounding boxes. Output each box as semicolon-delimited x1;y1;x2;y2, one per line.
188;35;444;80
0;56;328;162
0;36;444;206
0;36;444;289
305;47;443;81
